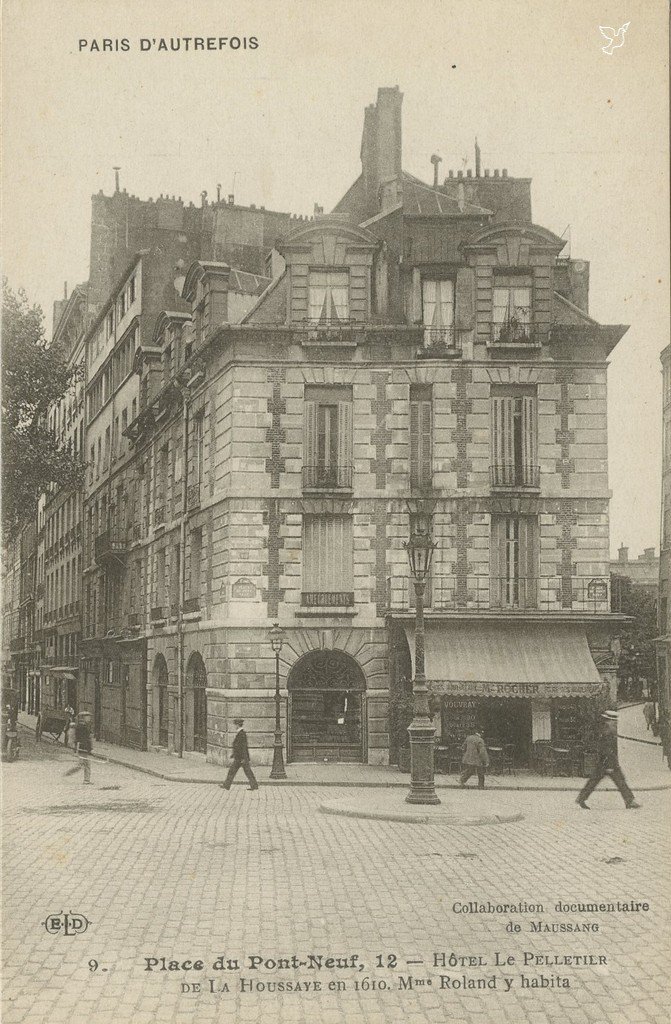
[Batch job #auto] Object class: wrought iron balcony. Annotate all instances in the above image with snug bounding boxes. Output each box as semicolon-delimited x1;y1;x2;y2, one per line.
301;591;354;608
490;464;540;489
386;575;611;615
94;528;128;567
302;464;353;490
417;326;459;357
490;320;539;347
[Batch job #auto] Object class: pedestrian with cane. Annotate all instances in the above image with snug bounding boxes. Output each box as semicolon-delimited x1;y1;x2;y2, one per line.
220;718;259;791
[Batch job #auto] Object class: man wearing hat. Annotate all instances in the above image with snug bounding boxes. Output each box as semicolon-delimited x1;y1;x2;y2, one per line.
220;718;259;791
576;710;640;810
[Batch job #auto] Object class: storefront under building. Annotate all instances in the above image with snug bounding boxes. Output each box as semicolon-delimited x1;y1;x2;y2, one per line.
397;620;607;774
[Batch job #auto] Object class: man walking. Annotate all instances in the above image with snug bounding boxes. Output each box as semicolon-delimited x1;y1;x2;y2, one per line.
64;712;93;784
576;710;641;809
220;718;259;791
459;728;489;789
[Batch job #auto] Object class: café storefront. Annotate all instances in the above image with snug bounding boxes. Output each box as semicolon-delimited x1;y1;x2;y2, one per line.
401;621;607;774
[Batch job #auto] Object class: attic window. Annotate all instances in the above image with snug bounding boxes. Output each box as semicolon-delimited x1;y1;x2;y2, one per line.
308;270;349;323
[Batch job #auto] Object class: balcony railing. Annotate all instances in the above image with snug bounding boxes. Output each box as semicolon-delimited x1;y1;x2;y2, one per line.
94;528;128;567
491;320;539;347
418;326;459;356
301;591;354;608
302;464;353;490
386;575;611;614
183;596;200;614
128;611;142;627
150;606;165;622
490;464;540;489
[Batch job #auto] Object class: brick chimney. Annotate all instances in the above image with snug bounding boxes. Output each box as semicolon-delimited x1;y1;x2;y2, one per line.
360;86;403;217
618;544;629;563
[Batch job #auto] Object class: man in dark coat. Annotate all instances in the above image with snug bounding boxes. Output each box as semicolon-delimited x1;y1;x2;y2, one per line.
576;710;641;809
220;719;259;791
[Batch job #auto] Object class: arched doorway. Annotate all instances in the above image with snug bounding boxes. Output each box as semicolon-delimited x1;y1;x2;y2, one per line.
288;650;366;762
185;652;207;754
153;655;169;748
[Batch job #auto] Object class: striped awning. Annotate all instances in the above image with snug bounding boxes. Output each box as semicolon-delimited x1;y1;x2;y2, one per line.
403;621;603;698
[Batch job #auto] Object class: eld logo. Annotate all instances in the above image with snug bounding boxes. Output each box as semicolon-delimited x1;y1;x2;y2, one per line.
43;913;91;936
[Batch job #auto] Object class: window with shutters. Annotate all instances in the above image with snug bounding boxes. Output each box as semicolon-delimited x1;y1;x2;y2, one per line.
410;385;433;492
490;386;538;488
303;385;353;489
490;515;538;609
308;270;349;323
302;515;354;607
492;274;533;344
422;279;455;347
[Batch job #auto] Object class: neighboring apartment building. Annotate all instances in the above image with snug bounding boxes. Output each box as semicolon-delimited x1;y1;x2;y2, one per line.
37;284;88;716
656;346;671;765
93;87;629;771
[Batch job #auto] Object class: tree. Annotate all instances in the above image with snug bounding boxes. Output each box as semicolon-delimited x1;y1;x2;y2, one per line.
1;280;83;539
612;574;658;696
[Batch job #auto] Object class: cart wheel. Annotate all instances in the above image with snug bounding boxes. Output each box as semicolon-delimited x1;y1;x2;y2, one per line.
35;716;42;742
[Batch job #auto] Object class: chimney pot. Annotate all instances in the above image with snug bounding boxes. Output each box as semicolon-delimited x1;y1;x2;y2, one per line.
502;169;508;177
457;170;463;178
484;169;490;177
618;544;629;563
493;170;500;178
448;169;454;178
466;169;472;178
228;194;234;205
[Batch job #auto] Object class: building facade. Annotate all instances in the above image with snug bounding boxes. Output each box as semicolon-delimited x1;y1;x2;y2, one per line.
6;88;630;775
94;87;628;771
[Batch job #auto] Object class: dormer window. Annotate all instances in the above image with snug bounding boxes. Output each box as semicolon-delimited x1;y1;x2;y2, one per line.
308;270;349;323
492;274;532;344
422;279;454;347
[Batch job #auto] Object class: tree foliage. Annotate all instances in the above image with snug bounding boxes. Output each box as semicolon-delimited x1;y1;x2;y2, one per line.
2;279;83;539
612;573;658;684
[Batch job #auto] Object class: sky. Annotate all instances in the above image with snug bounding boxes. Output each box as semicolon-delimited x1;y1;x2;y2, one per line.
2;0;669;557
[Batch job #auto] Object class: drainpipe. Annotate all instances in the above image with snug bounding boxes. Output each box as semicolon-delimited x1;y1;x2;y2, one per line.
177;390;189;758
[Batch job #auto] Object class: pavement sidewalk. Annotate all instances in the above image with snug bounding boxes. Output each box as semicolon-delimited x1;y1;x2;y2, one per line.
18;704;670;791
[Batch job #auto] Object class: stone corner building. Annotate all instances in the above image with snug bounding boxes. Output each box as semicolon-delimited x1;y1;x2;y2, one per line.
27;86;630;774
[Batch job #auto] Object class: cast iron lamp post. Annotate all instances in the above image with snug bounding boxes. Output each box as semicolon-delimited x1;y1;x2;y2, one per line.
404;526;440;804
269;622;287;779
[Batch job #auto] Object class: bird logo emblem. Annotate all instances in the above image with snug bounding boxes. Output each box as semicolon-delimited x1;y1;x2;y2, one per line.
599;22;630;55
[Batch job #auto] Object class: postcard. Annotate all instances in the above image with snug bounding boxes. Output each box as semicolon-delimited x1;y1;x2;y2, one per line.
2;2;669;1022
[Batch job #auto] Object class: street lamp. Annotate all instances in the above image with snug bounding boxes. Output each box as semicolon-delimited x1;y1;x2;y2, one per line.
269;622;287;779
404;524;440;805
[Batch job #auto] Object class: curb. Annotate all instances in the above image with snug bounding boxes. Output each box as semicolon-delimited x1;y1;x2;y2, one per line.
19;722;671;791
319;800;525;826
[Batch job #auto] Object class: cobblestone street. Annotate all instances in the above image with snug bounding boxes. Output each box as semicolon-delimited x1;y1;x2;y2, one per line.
2;729;670;1024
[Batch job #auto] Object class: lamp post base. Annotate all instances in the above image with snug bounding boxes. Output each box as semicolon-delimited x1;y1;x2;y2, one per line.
405;723;440;805
269;733;287;780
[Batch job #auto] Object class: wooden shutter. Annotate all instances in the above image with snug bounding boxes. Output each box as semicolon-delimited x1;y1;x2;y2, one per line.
519;517;538;608
304;401;318;482
491;398;504;483
337;400;353;484
410;390;432;490
489;515;504;607
522;395;537;483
